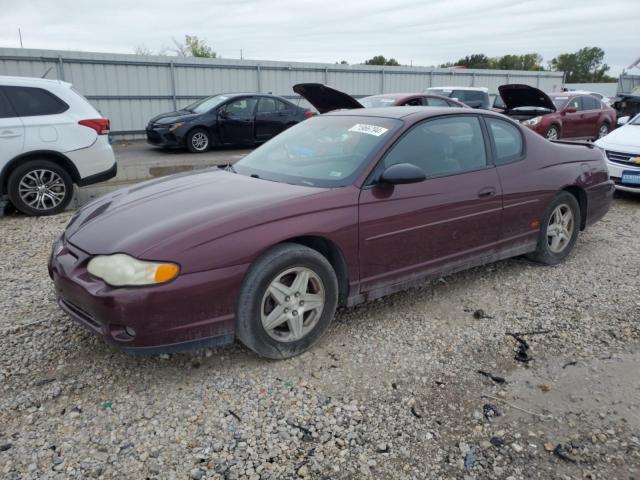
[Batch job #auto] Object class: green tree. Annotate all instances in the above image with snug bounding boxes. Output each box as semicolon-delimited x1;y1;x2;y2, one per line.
441;53;543;70
549;47;614;82
364;55;400;66
173;35;216;58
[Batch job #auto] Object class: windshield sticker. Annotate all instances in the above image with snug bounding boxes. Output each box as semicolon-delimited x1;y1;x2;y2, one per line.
348;124;389;137
380;99;395;103
554;96;569;100
329;171;343;177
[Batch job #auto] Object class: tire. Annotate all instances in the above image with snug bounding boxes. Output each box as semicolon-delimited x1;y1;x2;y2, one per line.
186;128;211;153
235;243;339;359
7;160;74;216
526;192;580;265
596;123;609;139
545;125;560;140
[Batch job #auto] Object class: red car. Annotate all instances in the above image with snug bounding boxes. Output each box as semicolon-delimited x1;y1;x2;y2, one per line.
498;84;617;141
292;83;467;112
49;107;613;358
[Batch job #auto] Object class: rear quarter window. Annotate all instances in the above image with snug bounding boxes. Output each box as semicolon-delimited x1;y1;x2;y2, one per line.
0;90;17;118
486;118;524;165
4;86;69;116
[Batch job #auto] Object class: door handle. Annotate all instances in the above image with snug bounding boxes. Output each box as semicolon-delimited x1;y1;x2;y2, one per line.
0;130;20;138
478;187;496;198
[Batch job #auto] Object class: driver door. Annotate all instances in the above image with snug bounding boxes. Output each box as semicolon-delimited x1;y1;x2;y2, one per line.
217;97;257;145
358;115;502;292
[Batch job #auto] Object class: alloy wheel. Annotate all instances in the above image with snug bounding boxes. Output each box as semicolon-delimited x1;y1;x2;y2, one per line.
547;204;574;253
191;132;209;151
260;267;325;343
598;124;609;138
546;127;558;140
18;169;67;211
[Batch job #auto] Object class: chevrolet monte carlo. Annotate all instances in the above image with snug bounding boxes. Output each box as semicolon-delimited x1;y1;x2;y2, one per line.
49;107;614;358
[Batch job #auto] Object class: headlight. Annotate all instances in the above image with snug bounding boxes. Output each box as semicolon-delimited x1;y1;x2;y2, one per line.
522;116;542;126
87;254;179;287
169;122;184;131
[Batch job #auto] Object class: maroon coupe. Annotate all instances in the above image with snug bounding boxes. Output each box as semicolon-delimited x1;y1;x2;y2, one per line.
49;107;613;358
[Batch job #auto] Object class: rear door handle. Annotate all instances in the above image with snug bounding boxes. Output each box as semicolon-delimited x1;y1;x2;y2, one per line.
478;187;496;198
0;130;21;139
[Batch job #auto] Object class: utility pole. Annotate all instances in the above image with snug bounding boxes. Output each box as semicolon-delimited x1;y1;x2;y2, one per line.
240;48;243;60
18;28;23;48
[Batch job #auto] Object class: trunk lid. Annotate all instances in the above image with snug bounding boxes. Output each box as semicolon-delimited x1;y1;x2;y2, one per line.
293;83;364;113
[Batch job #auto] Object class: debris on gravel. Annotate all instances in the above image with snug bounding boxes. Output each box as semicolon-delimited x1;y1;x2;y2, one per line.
1;194;639;479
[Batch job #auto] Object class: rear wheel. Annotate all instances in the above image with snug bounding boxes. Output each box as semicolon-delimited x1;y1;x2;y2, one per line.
186;128;210;153
545;125;560;140
7;160;73;216
597;123;609;139
527;192;580;265
235;243;338;359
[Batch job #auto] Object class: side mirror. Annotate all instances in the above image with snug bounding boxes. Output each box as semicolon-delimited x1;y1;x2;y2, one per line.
617;116;630;126
379;163;426;185
564;106;577;114
219;110;229;119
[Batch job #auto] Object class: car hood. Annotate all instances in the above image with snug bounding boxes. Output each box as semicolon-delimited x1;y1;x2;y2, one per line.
149;110;201;125
65;169;326;258
293;83;364;113
498;84;556;112
595;123;640;151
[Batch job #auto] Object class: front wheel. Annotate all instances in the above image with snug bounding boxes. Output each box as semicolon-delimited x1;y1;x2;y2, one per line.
235;243;338;359
186;128;211;153
527;192;580;265
7;160;74;216
545;125;560;140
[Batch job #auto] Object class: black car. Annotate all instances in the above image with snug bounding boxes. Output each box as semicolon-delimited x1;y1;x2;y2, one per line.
146;93;314;152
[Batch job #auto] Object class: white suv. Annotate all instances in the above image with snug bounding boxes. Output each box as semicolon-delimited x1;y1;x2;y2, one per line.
0;76;116;216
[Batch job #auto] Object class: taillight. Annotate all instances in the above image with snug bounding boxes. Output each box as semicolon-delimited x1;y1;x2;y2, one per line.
303;110;315;118
79;118;110;135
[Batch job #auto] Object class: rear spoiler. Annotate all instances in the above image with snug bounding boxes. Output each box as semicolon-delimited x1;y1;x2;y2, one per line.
550;140;594;149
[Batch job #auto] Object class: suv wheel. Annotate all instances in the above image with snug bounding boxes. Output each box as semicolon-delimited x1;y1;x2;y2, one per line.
7;160;74;216
597;123;609;139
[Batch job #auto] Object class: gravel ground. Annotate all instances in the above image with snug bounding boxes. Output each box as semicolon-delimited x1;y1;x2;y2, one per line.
1;193;639;479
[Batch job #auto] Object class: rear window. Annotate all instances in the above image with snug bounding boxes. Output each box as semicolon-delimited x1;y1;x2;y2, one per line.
551;96;570;109
582;96;601;110
4;86;69;116
0;90;16;118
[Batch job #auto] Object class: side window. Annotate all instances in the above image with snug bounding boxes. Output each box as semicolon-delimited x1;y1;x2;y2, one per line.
223;97;257;116
383;116;487;177
0;90;17;118
276;99;290;111
582;96;600;110
424;97;450;107
568;97;583;111
486;118;523;165
257;97;277;113
4;86;69;116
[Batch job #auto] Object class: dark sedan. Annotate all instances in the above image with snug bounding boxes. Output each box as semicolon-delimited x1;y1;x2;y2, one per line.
146;93;313;152
50;107;613;358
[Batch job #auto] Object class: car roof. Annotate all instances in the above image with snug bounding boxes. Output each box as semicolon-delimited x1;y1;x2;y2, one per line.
325;106;476;119
0;75;72;88
428;86;489;92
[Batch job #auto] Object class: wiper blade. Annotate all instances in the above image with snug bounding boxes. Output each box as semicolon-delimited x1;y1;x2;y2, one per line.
225;163;236;173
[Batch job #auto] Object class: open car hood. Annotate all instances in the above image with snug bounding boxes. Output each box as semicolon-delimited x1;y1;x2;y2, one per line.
293;83;364;113
498;84;556;112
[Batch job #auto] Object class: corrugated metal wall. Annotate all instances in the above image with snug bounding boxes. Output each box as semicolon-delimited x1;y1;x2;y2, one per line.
618;73;640;94
0;48;565;138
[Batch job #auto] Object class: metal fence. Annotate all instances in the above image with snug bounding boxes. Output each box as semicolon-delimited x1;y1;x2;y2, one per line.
0;48;565;138
618;73;640;95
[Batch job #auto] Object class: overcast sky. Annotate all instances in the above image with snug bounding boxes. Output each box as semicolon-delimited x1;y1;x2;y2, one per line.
1;0;638;74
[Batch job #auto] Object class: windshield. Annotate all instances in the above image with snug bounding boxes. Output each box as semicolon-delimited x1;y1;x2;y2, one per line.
427;88;458;99
234;115;402;187
359;96;398;108
630;114;640;125
184;95;229;114
550;96;570;109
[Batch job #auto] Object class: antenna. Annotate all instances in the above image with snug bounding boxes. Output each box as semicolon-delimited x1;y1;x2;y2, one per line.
41;66;53;78
18;28;23;48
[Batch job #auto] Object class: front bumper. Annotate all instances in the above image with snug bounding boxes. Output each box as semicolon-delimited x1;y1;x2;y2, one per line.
49;236;244;354
146;125;183;147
